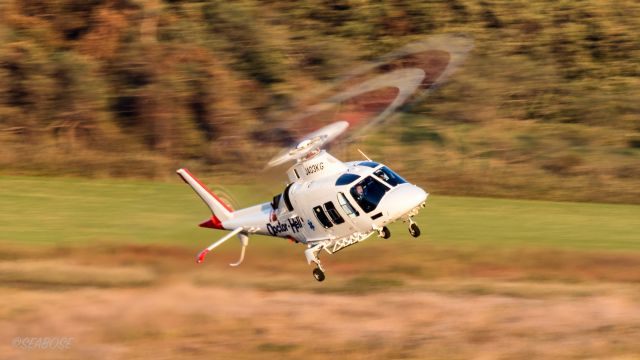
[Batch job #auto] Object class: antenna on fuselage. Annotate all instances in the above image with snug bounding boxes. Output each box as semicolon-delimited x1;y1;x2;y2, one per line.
357;148;372;161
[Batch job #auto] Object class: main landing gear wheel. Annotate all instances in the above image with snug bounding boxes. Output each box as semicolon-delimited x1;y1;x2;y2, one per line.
312;267;325;282
409;223;421;238
379;226;391;239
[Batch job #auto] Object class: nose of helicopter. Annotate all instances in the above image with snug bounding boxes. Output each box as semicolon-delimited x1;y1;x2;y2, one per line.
383;184;428;220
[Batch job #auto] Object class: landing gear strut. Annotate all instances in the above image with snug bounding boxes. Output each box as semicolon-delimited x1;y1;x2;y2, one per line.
305;243;327;282
408;218;421;238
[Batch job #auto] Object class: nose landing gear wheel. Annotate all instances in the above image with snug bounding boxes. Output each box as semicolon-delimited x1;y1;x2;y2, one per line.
313;268;324;281
409;223;421;238
379;226;391;239
312;267;325;282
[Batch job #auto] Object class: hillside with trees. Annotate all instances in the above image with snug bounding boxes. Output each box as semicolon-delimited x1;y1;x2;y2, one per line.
1;0;638;203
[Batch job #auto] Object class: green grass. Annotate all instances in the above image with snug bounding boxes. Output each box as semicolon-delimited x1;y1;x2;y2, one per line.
418;195;640;250
0;175;638;251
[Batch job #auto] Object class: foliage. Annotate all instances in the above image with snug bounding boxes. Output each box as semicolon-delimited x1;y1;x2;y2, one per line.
0;0;638;203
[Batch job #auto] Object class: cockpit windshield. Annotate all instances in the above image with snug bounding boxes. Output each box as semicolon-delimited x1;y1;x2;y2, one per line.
373;166;407;187
350;176;389;213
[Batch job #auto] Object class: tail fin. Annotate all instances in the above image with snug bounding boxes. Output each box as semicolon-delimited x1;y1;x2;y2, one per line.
176;169;234;221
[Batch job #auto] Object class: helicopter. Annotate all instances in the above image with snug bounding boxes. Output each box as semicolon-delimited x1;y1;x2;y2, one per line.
177;121;427;282
176;34;472;281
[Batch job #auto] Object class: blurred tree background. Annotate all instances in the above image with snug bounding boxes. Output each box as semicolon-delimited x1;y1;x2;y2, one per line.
0;0;638;203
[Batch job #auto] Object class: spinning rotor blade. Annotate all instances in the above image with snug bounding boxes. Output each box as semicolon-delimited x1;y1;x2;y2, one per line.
262;34;473;165
207;183;240;211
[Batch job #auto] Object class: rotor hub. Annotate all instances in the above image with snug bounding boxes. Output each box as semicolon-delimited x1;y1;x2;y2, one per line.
267;122;348;167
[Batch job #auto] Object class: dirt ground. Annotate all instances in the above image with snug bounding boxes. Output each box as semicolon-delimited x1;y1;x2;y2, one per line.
1;244;640;360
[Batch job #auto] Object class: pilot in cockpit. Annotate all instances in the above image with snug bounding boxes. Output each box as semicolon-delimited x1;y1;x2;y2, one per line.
355;184;365;200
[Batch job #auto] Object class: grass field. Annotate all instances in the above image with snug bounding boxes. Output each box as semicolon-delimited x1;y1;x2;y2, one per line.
1;175;638;249
1;175;640;359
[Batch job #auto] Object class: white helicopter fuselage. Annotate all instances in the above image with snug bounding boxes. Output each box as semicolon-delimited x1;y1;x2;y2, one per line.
179;150;427;257
177;126;428;281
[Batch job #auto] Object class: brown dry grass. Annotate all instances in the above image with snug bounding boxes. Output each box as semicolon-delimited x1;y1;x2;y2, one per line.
1;244;640;359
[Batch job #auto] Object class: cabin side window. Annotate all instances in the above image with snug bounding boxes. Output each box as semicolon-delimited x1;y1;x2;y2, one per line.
283;183;294;211
323;201;345;225
337;192;359;218
313;206;333;228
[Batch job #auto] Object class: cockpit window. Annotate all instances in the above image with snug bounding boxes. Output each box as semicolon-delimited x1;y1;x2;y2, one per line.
350;176;390;213
335;173;360;186
374;166;407;187
358;161;380;168
337;192;359;218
